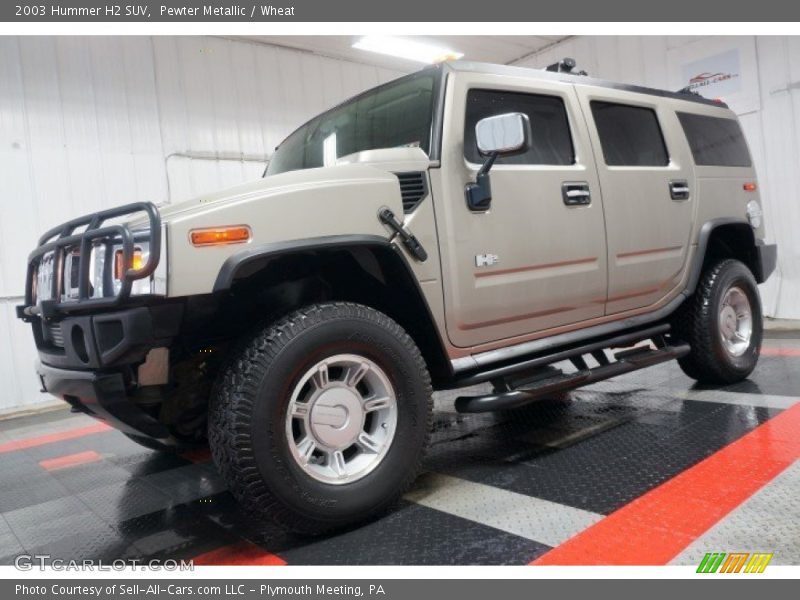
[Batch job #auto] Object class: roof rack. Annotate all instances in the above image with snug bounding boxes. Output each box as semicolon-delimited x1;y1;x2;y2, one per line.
676;86;703;97
545;57;588;76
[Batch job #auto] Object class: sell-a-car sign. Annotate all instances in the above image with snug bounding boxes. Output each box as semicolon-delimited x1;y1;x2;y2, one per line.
682;49;742;98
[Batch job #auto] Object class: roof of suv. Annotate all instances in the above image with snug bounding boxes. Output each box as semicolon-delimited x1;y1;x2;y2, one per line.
440;60;729;109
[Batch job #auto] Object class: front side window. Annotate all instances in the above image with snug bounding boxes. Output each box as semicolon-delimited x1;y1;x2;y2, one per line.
464;89;574;166
591;101;669;167
677;112;752;167
267;71;440;176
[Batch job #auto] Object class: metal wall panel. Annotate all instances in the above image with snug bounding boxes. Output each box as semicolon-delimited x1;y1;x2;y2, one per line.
0;35;405;412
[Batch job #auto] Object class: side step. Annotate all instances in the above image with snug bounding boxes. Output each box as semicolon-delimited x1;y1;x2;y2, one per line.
454;323;670;388
454;342;690;413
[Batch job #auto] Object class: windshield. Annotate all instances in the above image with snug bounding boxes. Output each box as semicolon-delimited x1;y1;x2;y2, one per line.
266;70;440;176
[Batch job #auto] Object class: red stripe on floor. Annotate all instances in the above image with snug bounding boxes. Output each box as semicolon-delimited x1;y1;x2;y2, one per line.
39;450;102;471
193;541;286;566
532;402;800;565
0;422;111;454
761;347;800;357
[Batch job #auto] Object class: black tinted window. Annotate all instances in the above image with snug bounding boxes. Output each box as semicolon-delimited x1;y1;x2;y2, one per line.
464;89;574;165
677;112;751;167
591;101;669;166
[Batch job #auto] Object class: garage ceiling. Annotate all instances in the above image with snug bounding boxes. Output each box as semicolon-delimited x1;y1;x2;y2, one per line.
236;35;570;71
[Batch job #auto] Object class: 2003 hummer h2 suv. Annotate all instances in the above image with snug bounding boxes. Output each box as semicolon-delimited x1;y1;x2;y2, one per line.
18;60;777;533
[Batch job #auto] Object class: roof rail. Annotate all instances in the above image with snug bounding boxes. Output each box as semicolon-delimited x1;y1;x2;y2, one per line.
676;86;703;97
545;57;588;76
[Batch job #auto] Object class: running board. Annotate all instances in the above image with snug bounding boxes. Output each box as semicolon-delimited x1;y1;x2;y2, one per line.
453;323;671;388
454;342;690;413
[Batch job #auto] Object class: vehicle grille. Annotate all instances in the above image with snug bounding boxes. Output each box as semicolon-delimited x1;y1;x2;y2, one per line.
396;172;428;213
46;322;64;348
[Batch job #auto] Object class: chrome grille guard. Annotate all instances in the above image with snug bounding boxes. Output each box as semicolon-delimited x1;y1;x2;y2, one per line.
17;202;161;320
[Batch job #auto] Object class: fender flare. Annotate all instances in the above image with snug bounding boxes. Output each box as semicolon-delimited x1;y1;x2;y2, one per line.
688;218;775;291
211;233;454;379
213;234;390;292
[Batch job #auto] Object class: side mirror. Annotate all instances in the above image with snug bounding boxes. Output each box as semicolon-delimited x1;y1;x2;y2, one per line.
475;112;532;156
466;112;532;212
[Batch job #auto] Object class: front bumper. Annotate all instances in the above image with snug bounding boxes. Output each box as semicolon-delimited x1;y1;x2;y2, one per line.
31;304;182;371
37;362;172;441
754;241;778;284
32;303;184;443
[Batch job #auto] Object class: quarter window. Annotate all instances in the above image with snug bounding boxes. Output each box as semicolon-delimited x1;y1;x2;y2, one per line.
677;112;752;167
591;101;669;166
464;89;574;165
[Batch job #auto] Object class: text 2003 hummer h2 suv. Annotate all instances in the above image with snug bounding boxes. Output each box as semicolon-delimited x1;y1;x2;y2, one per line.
18;60;777;533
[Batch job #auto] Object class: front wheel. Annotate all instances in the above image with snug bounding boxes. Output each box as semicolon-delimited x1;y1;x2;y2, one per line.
208;302;432;535
673;259;763;384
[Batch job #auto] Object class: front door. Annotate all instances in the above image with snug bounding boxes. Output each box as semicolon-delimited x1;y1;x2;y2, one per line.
433;73;608;348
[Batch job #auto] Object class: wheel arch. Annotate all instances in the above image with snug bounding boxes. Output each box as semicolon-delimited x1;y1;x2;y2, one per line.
689;218;766;294
213;235;453;385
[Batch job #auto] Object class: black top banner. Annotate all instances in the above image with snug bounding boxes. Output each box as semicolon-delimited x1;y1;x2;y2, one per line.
3;0;800;22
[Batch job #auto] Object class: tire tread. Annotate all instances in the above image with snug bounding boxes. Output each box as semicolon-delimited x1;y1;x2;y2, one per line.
208;301;432;535
673;259;761;384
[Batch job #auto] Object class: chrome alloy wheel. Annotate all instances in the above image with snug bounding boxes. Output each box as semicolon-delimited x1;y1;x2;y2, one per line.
719;286;753;357
285;354;398;485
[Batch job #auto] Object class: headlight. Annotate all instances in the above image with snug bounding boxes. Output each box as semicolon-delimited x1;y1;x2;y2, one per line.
61;249;81;301
746;200;763;229
35;251;56;302
87;227;167;299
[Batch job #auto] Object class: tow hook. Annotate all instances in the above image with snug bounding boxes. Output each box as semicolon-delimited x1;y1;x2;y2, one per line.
378;208;428;262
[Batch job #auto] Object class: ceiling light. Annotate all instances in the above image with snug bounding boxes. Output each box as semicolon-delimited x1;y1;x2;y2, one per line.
352;36;463;64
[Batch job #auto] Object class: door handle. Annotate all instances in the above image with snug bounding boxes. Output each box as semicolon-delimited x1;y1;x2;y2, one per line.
669;180;690;201
562;182;591;206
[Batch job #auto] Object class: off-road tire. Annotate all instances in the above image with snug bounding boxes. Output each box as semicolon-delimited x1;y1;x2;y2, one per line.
673;259;763;384
208;302;433;535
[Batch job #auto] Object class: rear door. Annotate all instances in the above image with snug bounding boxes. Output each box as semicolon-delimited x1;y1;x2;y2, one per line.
575;88;695;314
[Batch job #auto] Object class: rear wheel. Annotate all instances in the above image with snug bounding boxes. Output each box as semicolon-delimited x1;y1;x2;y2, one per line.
673;259;763;384
208;302;432;534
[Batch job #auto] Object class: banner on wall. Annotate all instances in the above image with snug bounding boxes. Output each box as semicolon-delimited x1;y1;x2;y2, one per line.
668;37;760;115
681;49;742;97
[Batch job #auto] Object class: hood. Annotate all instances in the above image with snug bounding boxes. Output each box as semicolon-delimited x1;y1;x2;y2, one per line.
159;148;430;221
153;146;433;223
154;164;381;222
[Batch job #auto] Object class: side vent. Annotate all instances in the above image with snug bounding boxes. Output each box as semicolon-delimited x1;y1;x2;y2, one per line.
396;172;428;213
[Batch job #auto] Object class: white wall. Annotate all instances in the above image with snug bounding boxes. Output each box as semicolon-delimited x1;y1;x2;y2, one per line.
515;36;800;320
0;36;405;412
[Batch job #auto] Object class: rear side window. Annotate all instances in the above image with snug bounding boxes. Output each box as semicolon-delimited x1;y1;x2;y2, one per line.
464;89;574;165
590;101;669;166
677;112;752;167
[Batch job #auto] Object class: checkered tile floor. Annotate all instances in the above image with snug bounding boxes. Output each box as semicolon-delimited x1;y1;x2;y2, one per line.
1;337;798;566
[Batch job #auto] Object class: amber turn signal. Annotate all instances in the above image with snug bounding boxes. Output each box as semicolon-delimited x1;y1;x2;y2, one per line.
190;226;251;247
743;182;757;192
114;248;144;280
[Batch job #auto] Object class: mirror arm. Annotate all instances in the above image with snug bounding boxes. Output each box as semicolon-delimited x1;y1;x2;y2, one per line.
465;151;498;212
477;151;498;178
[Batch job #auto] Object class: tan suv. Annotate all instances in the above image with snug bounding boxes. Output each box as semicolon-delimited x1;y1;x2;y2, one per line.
18;60;776;533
